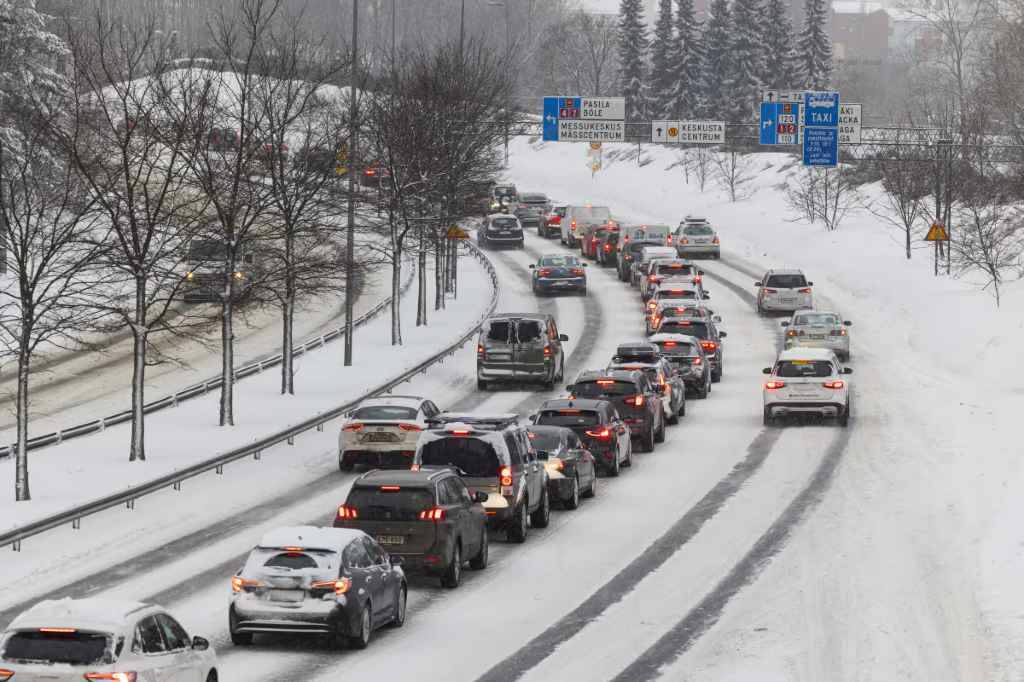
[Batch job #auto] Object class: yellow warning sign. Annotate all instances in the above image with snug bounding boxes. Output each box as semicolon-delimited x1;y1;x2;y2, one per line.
447;225;470;240
924;223;949;241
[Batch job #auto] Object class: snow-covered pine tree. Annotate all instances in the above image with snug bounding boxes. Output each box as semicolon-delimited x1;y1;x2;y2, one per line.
0;0;68;124
698;0;731;119
798;0;833;89
648;0;674;119
761;0;800;91
618;0;649;121
669;0;702;118
727;0;766;123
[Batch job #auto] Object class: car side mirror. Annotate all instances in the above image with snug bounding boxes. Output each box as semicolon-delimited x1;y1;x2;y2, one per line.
844;320;852;326
843;367;853;374
698;270;705;275
807;281;814;286
527;413;538;424
713;315;722;323
718;331;727;338
474;491;489;503
754;281;762;287
192;636;210;651
528;264;535;269
390;554;404;566
780;321;789;327
559;334;569;341
762;367;772;374
703;292;711;298
564;384;575;393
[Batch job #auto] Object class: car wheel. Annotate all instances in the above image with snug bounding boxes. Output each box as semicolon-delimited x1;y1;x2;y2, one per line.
763;407;775;427
229;612;253;646
565;476;581;510
655;411;666;442
531;488;551;528
642;425;655;453
508;500;528;543
338;455;354;473
712;368;722;383
698;377;709;398
477;378;489;391
388;585;407;628
839;403;850;427
624;441;635;466
206;672;218;682
557;358;565;382
470;528;489;569
668;404;680;425
544;368;555;391
440;543;462;588
609;450;621;477
348;602;372;649
583;471;597;498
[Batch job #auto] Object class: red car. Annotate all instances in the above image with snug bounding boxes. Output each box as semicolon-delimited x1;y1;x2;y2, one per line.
540;205;566;238
581;224;619;260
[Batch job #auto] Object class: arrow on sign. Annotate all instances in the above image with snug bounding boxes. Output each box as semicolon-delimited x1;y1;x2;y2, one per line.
545;114;557;125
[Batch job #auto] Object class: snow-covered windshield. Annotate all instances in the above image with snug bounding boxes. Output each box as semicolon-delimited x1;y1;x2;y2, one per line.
2;630;111;665
516;320;543;343
352;405;418;420
775;360;834;378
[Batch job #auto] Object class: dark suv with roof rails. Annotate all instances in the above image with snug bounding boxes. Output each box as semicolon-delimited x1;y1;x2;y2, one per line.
567;369;664;453
532;399;632;476
335;469;489;588
654;317;727;382
477;313;568;390
413;414;550;543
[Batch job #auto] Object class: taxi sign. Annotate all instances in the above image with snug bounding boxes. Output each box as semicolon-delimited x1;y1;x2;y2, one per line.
447;225;470;240
924;223;949;241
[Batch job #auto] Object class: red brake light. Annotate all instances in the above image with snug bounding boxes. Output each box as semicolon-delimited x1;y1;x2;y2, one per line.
625;394;645;407
398;423;422;432
336;504;359;519
786;330;799;337
691;356;702;365
604;244;611;252
823;380;845;389
663;341;677;347
700;341;717;352
379;485;401;491
0;670;14;682
571;219;577;230
693;275;702;283
831;329;847;336
798;287;812;293
365;168;376;176
500;465;513;486
649;275;658;282
585;428;612;439
680;238;689;245
343;422;363;432
419;507;446;521
538;268;552;276
712;236;720;244
84;674;137;682
477;343;484;357
312;577;352;595
764;381;785;390
543;344;552;357
571;268;585;276
450;429;471;436
38;627;77;633
231;576;264;592
596;379;615;385
764;288;777;294
666;235;673;244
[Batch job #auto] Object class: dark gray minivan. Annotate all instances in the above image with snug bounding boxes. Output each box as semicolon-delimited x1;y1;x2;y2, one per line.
476;313;568;390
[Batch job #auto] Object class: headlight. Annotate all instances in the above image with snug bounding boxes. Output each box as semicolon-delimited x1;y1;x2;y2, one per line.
233;271;245;280
185;271;194;280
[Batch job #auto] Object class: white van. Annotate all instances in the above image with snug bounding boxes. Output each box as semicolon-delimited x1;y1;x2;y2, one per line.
561;205;612;248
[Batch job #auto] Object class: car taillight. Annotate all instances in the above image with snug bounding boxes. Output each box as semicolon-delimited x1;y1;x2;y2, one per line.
798;287;812;293
701;341;718;352
831;329;847;336
398;423;422;432
693;275;702;283
764;381;785;390
604;243;611;252
592;237;599;243
679;238;689;245
571;220;577;230
500;466;513;486
336;504;359;520
550;215;562;224
625;394;645;407
786;329;799;337
764;288;777;294
691;357;702;365
0;670;14;682
651;315;661;326
585;428;612;439
823;380;845;389
477;343;484;357
419;507;446;521
543;345;552;357
571;268;585;276
666;235;673;244
538;268;552;276
712;236;720;244
231;576;264;592
647;301;657;310
649;275;658;282
312;577;353;595
84;673;137;682
343;422;363;432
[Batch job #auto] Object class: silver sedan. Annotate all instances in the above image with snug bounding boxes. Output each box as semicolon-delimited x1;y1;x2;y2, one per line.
781;311;852;361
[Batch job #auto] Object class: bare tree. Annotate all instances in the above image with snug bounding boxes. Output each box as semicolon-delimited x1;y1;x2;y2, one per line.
786;165;860;231
866;141;932;259
57;11;211;461
712;149;755;202
681;146;715;192
951;203;1024;306
543;9;620;97
0;115;102;501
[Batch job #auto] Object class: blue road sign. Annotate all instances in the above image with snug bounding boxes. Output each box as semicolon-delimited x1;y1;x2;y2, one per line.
803;91;840;127
802;127;838;166
759;102;777;145
543;97;560;141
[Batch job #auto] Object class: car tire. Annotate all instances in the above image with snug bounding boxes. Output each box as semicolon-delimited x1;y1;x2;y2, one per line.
339;455;354;473
763;407;775;427
508;500;528;543
556;358;565;382
642;425;655;453
583;472;598;498
624;442;634;466
229;629;253;646
440;543;462;588
712;368;722;383
477;378;489;391
206;672;217;682
655;411;666;442
839;402;850;427
608;451;621;477
698;376;709;398
470;528;489;569
544;368;555;390
348;602;373;649
531;488;551;528
668;403;680;425
565;477;581;510
388;585;407;628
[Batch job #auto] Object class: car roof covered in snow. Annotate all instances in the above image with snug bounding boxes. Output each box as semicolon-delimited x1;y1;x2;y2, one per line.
776;347;838;362
766;267;806;275
357;395;425;408
257;526;364;553
6;598;154;634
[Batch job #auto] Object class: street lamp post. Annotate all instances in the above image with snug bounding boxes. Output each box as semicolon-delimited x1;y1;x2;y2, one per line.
344;0;359;366
459;0;466;62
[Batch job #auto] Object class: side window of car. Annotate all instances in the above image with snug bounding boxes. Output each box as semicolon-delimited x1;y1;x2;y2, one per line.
135;616;167;654
155;614;190;651
450;477;473;505
503;434;522;466
362;537;387;566
520;432;536;463
343;540;372;570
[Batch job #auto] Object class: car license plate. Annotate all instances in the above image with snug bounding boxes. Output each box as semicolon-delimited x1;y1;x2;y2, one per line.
782;297;796;303
500;486;513;497
268;589;304;603
377;535;405;545
810;334;826;340
365;432;397;442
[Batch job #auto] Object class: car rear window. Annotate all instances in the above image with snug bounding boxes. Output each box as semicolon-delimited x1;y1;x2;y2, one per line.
2;631;111;665
683;224;714;235
352;405;418;420
660;320;709;338
658;289;698;299
655;263;696;276
765;274;807;288
494;186;516;197
628;241;660;254
775;360;834;378
522;194;547;203
654;341;699;356
612;353;659;364
347;487;435;521
539;256;577;267
571;207;611;223
527;430;562;452
536;410;600;427
485;320;511;342
264;552;319;569
637;225;671;238
516;320;543;343
793;313;838;326
420;438;500;477
492;217;519;229
573;380;636;398
661;305;706;318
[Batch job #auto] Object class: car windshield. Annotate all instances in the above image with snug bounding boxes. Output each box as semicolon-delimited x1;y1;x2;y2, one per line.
536;410;601;427
2;631;111;665
660;321;709;338
527;430;562;452
494;186;515;197
573;380;636;397
775;360;834;378
347;487;435;521
794;313;839;326
351;405;418;420
571;207;611;223
491;217;518;228
683;224;714;235
659;289;698;299
420;437;501;477
522;194;547;203
766;274;808;288
539;256;577;267
637;225;671;238
655;341;698;356
188;239;225;261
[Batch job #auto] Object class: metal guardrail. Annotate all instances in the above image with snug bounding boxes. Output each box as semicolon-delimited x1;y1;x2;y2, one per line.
1;242;498;551
0;262;417;460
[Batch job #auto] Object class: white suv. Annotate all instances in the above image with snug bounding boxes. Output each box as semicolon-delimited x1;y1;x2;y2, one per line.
762;348;852;426
0;598;217;681
754;268;814;314
339;395;441;471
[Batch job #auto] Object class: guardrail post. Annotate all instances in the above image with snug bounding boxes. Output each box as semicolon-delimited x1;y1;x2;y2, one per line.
72;518;80;530
316;423;324;432
126;498;136;510
257;362;263;373
172;394;178;408
98;418;106;432
55;431;63;445
173;481;182;491
254;450;261;461
287;435;294;445
11;539;20;552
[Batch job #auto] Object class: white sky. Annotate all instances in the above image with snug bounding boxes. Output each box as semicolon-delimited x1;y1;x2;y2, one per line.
579;0;622;13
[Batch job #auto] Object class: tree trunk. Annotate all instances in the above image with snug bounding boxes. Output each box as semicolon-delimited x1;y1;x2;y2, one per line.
434;232;445;311
129;276;147;462
281;293;294;395
391;252;403;345
219;269;236;426
416;228;427;327
905;225;912;260
15;338;30;501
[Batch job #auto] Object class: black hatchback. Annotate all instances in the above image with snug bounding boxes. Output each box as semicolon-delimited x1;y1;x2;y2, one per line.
335;469;490;589
567;370;664;453
654;318;727;382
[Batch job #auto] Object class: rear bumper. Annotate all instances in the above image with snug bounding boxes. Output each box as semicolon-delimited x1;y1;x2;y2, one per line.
340;449;416;468
623;416;651;437
231;597;351;636
547;477;576;500
760;296;813;312
677;245;719;256
537;277;585;291
784;337;849;354
765;401;846;418
478;362;552;381
482;234;524;245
